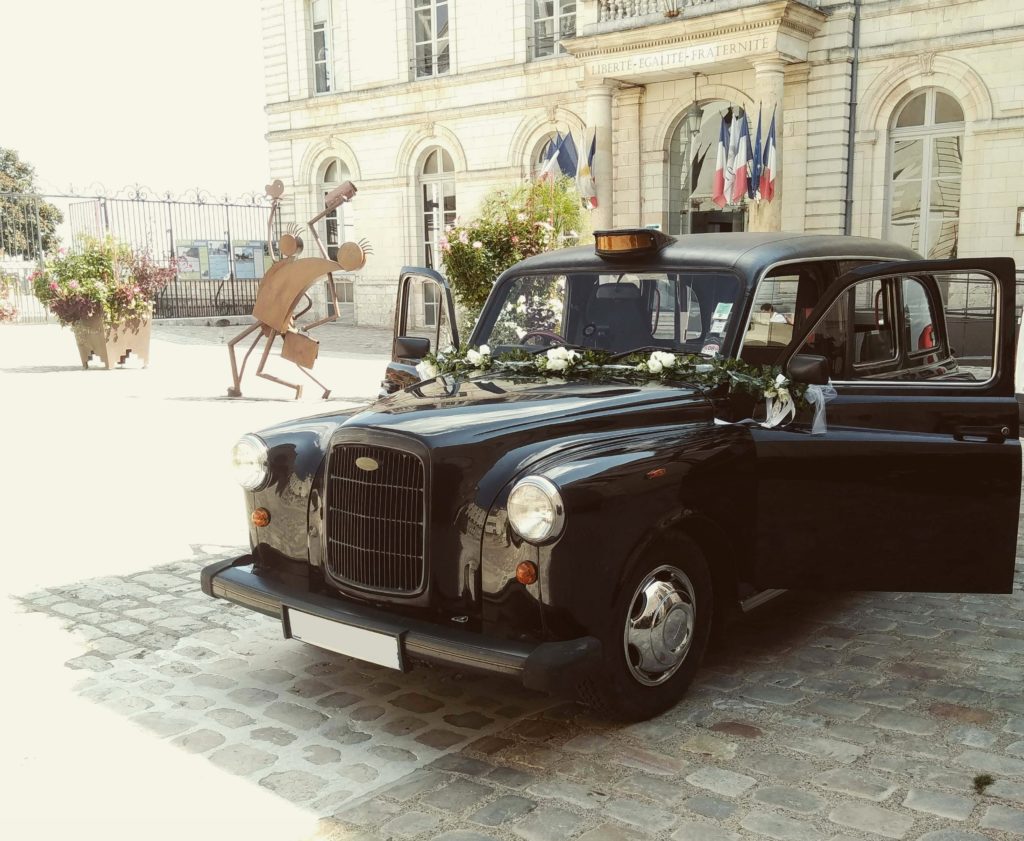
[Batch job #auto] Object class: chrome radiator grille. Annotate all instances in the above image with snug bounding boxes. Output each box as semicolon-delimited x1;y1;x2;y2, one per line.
325;443;426;594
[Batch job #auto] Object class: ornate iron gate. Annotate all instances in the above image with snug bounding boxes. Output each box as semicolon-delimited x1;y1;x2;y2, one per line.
0;188;282;321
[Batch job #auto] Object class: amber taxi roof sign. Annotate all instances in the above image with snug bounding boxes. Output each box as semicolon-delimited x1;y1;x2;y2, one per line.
594;228;675;259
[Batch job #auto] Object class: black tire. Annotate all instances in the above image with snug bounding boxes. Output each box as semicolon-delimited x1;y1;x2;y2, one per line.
582;532;713;721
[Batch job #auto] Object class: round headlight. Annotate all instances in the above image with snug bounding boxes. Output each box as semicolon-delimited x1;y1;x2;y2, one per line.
507;476;565;544
231;434;270;491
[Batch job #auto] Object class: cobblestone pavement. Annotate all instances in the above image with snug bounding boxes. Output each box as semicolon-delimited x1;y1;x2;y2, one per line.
15;542;1024;841
7;323;1024;841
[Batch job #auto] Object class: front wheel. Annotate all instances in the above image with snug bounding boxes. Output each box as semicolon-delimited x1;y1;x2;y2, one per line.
582;533;713;720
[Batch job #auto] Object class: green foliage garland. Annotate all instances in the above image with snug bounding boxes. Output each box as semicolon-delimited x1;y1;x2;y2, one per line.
418;344;809;412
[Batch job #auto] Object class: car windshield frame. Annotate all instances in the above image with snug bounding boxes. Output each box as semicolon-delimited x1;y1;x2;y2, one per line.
470;266;747;358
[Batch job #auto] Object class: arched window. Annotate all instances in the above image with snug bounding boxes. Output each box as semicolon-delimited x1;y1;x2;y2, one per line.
886;89;964;258
418;147;456;270
667;100;746;234
317;158;354;312
317;158;354;261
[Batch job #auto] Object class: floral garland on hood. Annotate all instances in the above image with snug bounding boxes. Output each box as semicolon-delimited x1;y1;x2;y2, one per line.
417;344;812;429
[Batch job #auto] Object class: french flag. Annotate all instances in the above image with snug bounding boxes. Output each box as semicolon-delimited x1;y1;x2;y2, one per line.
750;104;763;200
576;128;598;209
711;114;729;209
760;108;777;202
731;110;753;204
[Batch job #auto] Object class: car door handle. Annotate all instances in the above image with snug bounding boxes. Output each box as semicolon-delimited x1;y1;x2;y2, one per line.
953;425;1009;443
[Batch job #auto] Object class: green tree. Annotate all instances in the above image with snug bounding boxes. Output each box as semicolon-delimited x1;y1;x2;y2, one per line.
0;147;62;259
441;177;586;323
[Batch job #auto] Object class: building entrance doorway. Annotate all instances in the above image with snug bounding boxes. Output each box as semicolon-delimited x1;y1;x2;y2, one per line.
690;208;746;233
668;99;751;236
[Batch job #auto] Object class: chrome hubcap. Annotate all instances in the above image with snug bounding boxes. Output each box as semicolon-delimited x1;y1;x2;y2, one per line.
622;565;696;686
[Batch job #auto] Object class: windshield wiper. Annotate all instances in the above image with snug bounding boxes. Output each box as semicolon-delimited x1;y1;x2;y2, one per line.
525;341;588;354
609;346;674;359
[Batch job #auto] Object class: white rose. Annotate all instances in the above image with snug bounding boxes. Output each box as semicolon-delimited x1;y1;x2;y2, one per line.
547;346;569;362
565;349;579;363
647;358;664;374
466;349;482;365
479;344;491;357
651;351;677;369
416;360;438;380
546;357;568;372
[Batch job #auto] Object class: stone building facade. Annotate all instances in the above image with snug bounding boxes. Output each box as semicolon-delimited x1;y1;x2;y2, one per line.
261;0;1024;327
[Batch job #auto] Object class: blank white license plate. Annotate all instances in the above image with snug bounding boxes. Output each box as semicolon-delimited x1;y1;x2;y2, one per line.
285;609;403;670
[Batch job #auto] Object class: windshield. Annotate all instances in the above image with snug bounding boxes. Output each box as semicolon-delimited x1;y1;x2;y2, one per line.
475;271;742;356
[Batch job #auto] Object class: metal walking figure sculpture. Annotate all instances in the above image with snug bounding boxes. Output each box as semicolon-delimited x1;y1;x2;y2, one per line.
226;179;371;399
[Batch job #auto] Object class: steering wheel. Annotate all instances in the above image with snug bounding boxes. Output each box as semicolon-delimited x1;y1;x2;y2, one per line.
520;330;566;347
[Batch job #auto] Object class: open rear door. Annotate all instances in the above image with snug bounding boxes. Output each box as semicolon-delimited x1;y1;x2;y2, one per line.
380;267;459;396
751;257;1020;594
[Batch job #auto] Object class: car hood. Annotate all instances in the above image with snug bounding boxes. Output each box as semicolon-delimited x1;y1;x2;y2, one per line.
343;374;712;452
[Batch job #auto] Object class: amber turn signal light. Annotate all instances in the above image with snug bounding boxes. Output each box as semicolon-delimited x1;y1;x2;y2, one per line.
516;561;538;585
251;508;271;528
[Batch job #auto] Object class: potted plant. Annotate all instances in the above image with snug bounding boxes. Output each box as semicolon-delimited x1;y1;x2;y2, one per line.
33;237;177;368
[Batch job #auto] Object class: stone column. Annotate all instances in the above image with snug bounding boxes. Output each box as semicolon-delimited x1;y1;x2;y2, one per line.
748;58;786;232
584;80;615;230
613;87;644;228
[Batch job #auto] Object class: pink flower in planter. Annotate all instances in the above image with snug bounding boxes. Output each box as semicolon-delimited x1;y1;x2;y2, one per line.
69;280;79;290
49;282;58;291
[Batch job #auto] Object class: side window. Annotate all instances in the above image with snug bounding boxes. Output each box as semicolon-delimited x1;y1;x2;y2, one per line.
797;279;897;379
902;277;938;357
937;271;997;382
795;271;997;384
741;263;834;367
402;277;454;352
851;279;897;366
746;274;797;350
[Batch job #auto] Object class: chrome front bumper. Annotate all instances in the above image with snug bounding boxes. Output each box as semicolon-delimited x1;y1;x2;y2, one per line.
201;556;601;696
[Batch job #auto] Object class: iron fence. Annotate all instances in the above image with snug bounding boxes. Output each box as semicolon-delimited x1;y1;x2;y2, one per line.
0;188;282;321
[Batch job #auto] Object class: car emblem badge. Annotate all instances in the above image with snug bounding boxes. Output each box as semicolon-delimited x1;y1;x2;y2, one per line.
355;457;380;472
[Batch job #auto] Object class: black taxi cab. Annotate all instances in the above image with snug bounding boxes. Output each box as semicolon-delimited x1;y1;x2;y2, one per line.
202;230;1020;720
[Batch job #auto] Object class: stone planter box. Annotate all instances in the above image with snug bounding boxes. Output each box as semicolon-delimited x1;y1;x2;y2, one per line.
72;311;152;369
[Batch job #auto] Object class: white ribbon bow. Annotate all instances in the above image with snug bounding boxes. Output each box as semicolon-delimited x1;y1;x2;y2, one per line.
761;374;796;429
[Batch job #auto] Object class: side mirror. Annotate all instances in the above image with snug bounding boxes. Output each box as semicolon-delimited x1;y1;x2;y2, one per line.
787;353;830;385
395;336;430;360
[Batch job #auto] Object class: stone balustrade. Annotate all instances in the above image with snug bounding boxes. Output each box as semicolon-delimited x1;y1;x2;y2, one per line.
597;0;716;23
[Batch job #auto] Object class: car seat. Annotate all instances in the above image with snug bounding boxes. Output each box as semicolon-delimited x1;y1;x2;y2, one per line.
584;283;653;353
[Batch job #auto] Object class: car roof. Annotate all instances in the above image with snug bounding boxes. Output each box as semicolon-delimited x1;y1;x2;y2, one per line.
507;232;922;280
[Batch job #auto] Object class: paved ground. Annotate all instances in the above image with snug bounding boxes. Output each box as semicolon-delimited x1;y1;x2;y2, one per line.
4;322;1024;841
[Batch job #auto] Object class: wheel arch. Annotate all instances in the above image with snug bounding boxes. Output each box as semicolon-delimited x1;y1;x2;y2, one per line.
666;514;742;628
